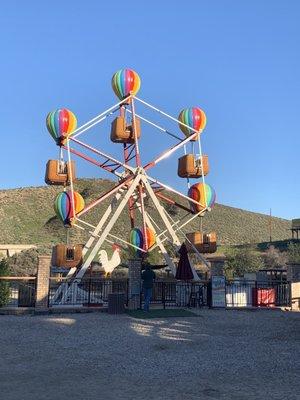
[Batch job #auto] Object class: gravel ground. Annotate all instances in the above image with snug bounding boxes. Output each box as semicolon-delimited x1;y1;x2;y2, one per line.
0;309;299;400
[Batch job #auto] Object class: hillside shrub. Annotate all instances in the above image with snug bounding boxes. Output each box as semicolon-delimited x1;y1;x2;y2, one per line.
287;242;300;264
263;245;287;269
0;259;10;307
224;247;264;278
5;248;39;276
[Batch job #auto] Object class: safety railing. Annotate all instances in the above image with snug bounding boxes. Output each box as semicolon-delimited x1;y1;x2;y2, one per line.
226;280;291;308
48;278;128;307
0;277;36;308
141;281;209;309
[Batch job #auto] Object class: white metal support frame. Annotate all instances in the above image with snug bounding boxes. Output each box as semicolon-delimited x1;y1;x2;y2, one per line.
74;174;142;280
50;90;215;304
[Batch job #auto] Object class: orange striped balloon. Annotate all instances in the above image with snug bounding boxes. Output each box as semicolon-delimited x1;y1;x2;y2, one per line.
188;183;216;213
178;107;206;138
145;227;156;248
111;69;141;100
54;191;85;226
46;108;77;145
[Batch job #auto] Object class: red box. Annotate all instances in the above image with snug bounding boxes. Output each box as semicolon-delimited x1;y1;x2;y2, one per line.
252;288;275;307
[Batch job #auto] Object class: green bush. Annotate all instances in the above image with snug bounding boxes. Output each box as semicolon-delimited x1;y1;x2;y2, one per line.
287;242;300;264
224;247;264;278
0;259;10;307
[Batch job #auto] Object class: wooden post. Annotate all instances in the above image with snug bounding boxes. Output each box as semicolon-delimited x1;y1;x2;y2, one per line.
287;263;300;311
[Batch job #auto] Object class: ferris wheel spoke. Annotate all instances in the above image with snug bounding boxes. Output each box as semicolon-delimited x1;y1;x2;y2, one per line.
146;175;207;210
77;175;135;218
62;145;123;178
70;137;135;174
154;191;192;214
74;174;142;280
133;96;203;135
72;97;131;139
143;130;199;171
126;109;182;141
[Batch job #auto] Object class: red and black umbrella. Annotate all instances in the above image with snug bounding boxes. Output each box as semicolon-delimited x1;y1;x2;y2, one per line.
175;243;194;280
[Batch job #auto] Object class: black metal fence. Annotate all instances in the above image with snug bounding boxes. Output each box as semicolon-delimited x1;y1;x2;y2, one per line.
48;278;290;309
226;280;291;308
141;281;209;309
48;278;128;307
0;278;36;307
0;276;289;310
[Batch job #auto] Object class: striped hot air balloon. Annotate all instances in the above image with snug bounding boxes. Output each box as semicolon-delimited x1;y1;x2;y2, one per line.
188;182;216;213
178;107;206;139
112;69;141;100
145;227;156;248
130;228;144;257
46;108;77;145
54;191;85;226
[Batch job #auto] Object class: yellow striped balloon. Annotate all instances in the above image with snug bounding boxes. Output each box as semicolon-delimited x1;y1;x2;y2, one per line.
46;108;77;145
54;191;85;226
178;107;206;138
111;69;141;100
188;182;216;213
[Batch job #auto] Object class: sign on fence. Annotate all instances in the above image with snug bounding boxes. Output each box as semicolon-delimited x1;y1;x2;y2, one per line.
211;276;226;307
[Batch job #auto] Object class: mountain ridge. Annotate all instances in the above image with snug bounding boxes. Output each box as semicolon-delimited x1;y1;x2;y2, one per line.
0;178;290;249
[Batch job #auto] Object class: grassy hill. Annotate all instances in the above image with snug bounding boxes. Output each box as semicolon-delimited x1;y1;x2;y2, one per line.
0;178;291;252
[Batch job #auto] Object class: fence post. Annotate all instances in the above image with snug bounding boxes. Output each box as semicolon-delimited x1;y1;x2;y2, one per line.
35;256;51;312
287;263;300;311
209;256;226;277
88;277;91;306
209;256;226;308
128;259;142;310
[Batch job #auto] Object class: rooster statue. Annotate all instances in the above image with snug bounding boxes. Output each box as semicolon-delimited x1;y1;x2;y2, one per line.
98;244;121;277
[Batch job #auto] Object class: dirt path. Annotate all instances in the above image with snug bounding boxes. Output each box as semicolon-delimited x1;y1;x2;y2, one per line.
0;309;299;399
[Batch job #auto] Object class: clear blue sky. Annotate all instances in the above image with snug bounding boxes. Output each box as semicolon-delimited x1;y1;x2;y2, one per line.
0;0;299;220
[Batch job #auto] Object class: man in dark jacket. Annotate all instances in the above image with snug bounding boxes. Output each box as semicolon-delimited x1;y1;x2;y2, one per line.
141;265;156;312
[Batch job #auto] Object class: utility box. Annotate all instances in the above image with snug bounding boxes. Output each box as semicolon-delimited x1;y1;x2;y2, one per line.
108;293;125;314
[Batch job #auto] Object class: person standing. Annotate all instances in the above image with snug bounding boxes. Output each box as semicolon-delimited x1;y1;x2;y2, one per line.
141;265;156;312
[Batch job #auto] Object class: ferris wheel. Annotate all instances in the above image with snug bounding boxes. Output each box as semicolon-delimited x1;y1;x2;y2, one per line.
45;68;217;283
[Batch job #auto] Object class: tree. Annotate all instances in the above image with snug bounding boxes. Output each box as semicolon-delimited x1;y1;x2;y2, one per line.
164;203;179;216
224;247;264;278
0;259;10;307
287;242;300;264
263;245;287;269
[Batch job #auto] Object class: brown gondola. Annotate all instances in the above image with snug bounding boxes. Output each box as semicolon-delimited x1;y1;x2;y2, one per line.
177;154;209;178
186;231;217;253
45;160;76;186
110;116;141;143
51;244;83;269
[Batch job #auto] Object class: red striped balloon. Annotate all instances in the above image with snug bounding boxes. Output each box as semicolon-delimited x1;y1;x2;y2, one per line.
111;69;141;100
178;107;206;138
54;191;85;226
188;183;216;213
46;108;77;145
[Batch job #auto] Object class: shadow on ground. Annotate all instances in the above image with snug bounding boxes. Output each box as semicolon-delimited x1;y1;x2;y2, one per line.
0;309;299;400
